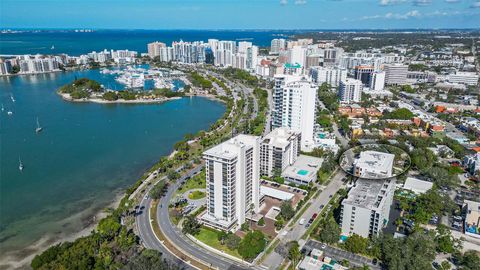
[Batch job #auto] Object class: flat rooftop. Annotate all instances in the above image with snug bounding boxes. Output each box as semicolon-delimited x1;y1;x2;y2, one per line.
262;127;299;149
403;177;433;194
354;150;394;172
464;200;480;225
282;154;323;182
343;179;393;210
203;134;258;159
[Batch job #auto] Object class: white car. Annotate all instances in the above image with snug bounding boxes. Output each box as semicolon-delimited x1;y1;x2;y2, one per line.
299;218;306;225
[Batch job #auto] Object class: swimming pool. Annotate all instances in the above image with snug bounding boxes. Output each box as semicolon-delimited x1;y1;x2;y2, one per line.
297;169;309;176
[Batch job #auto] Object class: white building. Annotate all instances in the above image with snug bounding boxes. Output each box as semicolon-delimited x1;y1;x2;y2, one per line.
288;45;307;68
384;64;408;85
309;66;347;87
272;75;318;151
338;78;363;103
402;177;433;195
260;128;300;177
369;71;385;91
464;200;480;239
340;178;395;238
147;41;167;58
353;151;394;179
281;155;323;186
447;72;479;86
200;134;261;232
270;38;286;54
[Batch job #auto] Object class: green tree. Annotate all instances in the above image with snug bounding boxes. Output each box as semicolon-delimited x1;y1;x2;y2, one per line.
383;108;414;120
102;91;118;101
167;170;180;181
182;216;200;235
124;249;179;270
225;233;241;250
149;181;167;199
288;241;301;267
344;234;369;254
280;200;295;220
97;216;121;240
317;216;341;244
238;230;267;261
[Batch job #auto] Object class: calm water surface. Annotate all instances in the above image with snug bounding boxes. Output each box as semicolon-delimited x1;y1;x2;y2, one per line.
0;69;225;254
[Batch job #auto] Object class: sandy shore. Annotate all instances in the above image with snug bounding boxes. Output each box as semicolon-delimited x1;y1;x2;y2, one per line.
58;92;181;104
0;193;124;270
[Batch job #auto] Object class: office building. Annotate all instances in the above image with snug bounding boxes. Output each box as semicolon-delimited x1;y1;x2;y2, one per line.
339;78;363;103
354;65;375;86
353;151;394;179
200;134;261;232
272;75;318;150
384;64;408;85
340;178;395;238
309;66;347;87
260;128;301;177
447;72;479;86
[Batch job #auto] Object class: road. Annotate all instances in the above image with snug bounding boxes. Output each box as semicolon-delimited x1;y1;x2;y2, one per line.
260;170;346;269
304;239;381;270
137;165;251;270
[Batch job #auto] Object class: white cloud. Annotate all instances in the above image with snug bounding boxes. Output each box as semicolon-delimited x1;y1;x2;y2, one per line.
362;10;421;20
445;0;460;3
379;0;407;6
471;1;480;8
280;0;288;5
294;0;307;5
413;0;432;5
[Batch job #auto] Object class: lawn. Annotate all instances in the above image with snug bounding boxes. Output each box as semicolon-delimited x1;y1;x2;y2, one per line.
188;190;206;200
176;170;206;195
195;227;242;258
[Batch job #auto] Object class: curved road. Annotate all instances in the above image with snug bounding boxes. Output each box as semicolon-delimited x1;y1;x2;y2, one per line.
136;165;251;270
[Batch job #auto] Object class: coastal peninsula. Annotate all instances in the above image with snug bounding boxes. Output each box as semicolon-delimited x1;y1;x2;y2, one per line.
57;78;184;104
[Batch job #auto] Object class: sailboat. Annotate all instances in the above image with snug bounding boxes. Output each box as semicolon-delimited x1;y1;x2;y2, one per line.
35;117;43;133
11;94;15;102
19;157;24;172
51;45;55;50
1;103;4;111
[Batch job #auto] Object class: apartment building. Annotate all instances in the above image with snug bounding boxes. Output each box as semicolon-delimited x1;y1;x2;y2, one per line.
272;74;318;151
353;151;394;179
340;178;395;238
259;127;301;177
200;134;261;232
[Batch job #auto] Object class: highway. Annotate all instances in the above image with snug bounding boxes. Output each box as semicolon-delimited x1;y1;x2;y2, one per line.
136;164;252;270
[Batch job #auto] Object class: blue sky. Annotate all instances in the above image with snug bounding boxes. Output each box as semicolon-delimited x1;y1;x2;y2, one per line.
1;0;479;29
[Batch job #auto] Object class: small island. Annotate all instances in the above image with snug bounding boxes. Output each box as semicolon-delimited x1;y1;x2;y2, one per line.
57;78;185;104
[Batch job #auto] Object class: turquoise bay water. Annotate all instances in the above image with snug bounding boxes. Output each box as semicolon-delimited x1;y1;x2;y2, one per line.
0;70;225;254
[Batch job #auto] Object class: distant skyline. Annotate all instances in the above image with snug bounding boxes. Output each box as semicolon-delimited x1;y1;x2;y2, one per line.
1;0;480;30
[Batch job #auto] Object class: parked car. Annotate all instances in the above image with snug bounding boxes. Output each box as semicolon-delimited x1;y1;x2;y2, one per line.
299;218;306;225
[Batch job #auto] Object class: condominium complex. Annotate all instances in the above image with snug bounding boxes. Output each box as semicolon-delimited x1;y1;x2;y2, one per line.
369;71;386;91
309;66;347;87
338;78;363;103
260;128;301;177
353;151;394;179
272;75;318;150
200;134;261;232
384;63;408;85
340;178;395;238
147;41;167;58
270;38;286;54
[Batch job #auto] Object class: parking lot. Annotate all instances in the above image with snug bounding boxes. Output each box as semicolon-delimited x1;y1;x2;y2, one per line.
303;239;381;270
